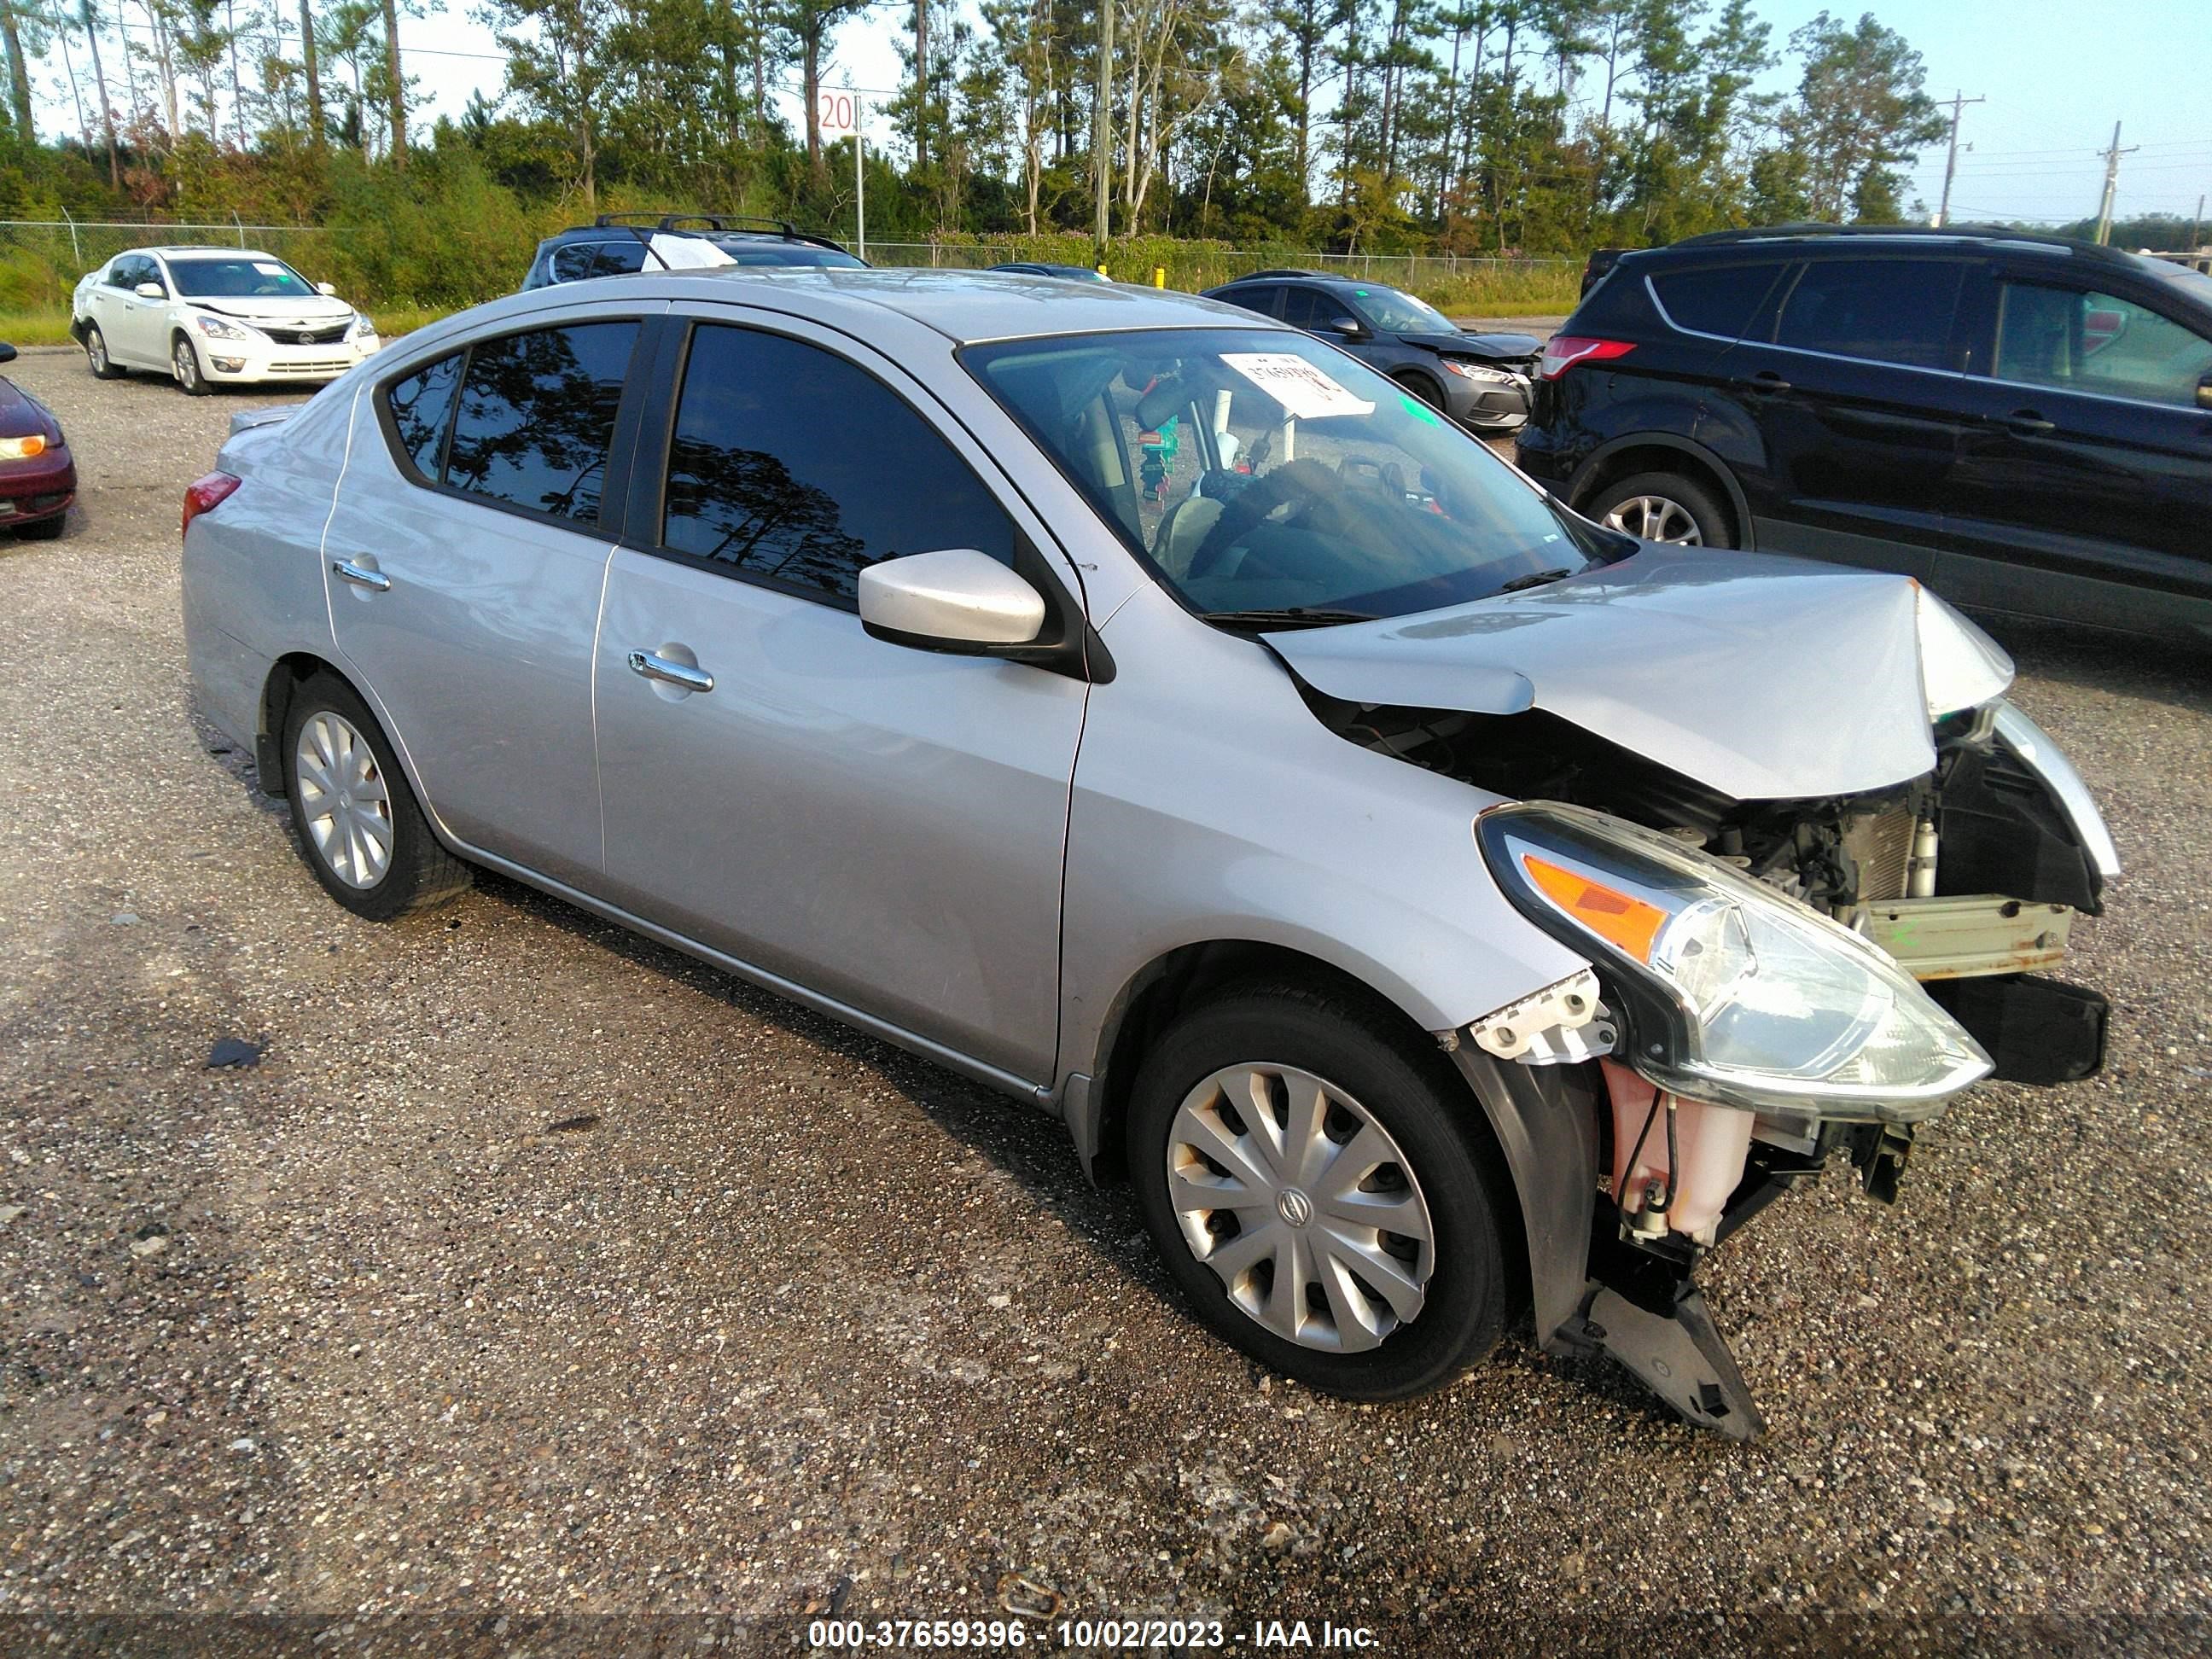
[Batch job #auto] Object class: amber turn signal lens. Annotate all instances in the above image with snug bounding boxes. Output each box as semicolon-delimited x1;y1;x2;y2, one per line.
1521;853;1668;963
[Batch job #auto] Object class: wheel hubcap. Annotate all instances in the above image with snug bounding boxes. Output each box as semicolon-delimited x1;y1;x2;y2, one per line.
89;334;105;370
176;344;195;384
294;712;393;888
1167;1062;1435;1353
1604;494;1703;544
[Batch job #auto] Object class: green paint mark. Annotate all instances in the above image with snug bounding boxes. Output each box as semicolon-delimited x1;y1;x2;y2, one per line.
1400;393;1441;426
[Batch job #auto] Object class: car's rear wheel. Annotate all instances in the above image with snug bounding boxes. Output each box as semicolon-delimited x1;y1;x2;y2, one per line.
1584;470;1731;547
1127;981;1512;1400
84;324;123;380
172;334;210;397
280;672;470;921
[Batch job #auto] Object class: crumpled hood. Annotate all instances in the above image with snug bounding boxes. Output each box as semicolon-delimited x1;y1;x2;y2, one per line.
1265;546;2013;800
195;296;355;325
1403;329;1543;362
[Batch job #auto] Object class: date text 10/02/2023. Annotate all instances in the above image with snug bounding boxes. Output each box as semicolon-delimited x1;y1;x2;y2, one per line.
806;1617;1382;1650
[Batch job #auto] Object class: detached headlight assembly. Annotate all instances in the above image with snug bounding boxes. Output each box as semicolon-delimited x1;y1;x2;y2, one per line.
1441;358;1513;383
194;314;254;341
1478;802;1990;1121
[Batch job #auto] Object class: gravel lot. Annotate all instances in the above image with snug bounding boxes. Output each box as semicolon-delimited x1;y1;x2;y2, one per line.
1;346;2208;1657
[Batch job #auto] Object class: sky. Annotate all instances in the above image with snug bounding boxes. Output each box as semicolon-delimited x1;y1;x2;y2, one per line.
50;0;2212;233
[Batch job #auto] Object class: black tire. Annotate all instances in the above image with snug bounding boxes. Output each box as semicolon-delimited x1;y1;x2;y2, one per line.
280;672;470;921
1392;369;1447;410
14;511;65;540
1126;981;1514;1400
1582;469;1733;548
83;323;124;380
172;333;211;397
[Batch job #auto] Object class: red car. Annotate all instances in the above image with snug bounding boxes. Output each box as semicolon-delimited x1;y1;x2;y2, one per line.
0;343;74;538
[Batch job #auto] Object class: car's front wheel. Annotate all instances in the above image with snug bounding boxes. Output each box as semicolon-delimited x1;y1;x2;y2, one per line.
172;334;210;396
280;672;470;921
1127;982;1513;1400
84;323;123;380
1583;470;1732;547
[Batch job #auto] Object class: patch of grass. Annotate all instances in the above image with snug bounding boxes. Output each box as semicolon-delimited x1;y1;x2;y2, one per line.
1415;265;1581;319
0;308;79;348
365;303;459;341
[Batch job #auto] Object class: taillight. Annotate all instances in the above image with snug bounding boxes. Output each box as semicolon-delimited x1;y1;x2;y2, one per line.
1538;336;1637;381
182;471;241;538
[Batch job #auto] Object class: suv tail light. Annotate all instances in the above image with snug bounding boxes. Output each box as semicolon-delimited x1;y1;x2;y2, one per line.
182;471;241;538
1538;336;1637;381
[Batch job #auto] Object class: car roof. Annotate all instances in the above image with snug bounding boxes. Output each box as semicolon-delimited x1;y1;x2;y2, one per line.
1640;222;2157;275
125;246;290;261
417;267;1274;352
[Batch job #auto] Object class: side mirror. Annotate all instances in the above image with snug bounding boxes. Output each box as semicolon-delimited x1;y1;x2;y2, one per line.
1325;316;1370;341
859;548;1046;653
133;281;164;300
317;282;337;295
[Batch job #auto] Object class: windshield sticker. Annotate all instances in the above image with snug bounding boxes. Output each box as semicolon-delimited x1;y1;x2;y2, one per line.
1222;353;1376;420
252;261;286;276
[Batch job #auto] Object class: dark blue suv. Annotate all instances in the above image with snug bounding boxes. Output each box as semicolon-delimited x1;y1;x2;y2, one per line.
1516;224;2212;642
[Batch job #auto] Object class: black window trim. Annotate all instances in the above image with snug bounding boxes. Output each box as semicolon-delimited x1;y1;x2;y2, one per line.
370;311;658;539
1971;267;2212;414
620;311;1109;682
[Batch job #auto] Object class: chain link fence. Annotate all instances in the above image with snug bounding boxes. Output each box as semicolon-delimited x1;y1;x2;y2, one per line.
0;218;1580;319
863;238;1577;292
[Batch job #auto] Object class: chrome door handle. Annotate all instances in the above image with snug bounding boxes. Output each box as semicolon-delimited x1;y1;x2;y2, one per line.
331;558;390;591
627;649;714;694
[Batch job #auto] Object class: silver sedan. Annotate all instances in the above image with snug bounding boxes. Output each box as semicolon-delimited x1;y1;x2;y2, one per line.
179;269;2119;1436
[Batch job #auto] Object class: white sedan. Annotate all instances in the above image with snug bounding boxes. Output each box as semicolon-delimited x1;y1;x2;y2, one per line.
70;246;381;394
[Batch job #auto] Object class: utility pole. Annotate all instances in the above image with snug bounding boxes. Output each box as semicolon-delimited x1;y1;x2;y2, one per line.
2192;193;2205;251
1933;90;1984;229
2093;121;2137;245
1091;0;1113;265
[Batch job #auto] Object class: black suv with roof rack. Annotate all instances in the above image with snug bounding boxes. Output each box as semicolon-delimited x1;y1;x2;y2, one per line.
1199;269;1542;434
521;213;867;289
1516;223;2212;642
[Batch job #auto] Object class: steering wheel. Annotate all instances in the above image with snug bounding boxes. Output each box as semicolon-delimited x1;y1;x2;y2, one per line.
1185;458;1343;580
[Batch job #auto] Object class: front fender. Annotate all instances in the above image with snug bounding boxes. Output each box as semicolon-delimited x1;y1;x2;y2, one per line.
1061;587;1592;1088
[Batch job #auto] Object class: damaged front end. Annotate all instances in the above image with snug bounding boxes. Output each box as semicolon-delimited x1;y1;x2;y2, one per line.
1268;557;2118;1435
1435;704;2114;1435
1366;705;2112;1437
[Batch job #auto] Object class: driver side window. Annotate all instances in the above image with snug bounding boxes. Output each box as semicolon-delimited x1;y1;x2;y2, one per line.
1994;282;2212;409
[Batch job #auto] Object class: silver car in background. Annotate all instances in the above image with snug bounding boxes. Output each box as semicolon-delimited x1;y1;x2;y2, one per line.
179;271;2119;1436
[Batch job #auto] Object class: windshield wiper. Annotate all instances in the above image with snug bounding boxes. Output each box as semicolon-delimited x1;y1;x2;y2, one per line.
1497;567;1574;593
1199;606;1378;630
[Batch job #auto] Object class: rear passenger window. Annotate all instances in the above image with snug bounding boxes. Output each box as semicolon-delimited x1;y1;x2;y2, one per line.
550;241;649;282
1279;287;1338;329
1771;259;1964;369
659;323;1015;602
1650;264;1782;338
385;352;462;479
444;322;638;523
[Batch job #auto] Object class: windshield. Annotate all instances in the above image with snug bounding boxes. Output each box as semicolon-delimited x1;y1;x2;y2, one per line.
965;327;1614;621
167;256;318;300
1347;285;1456;334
